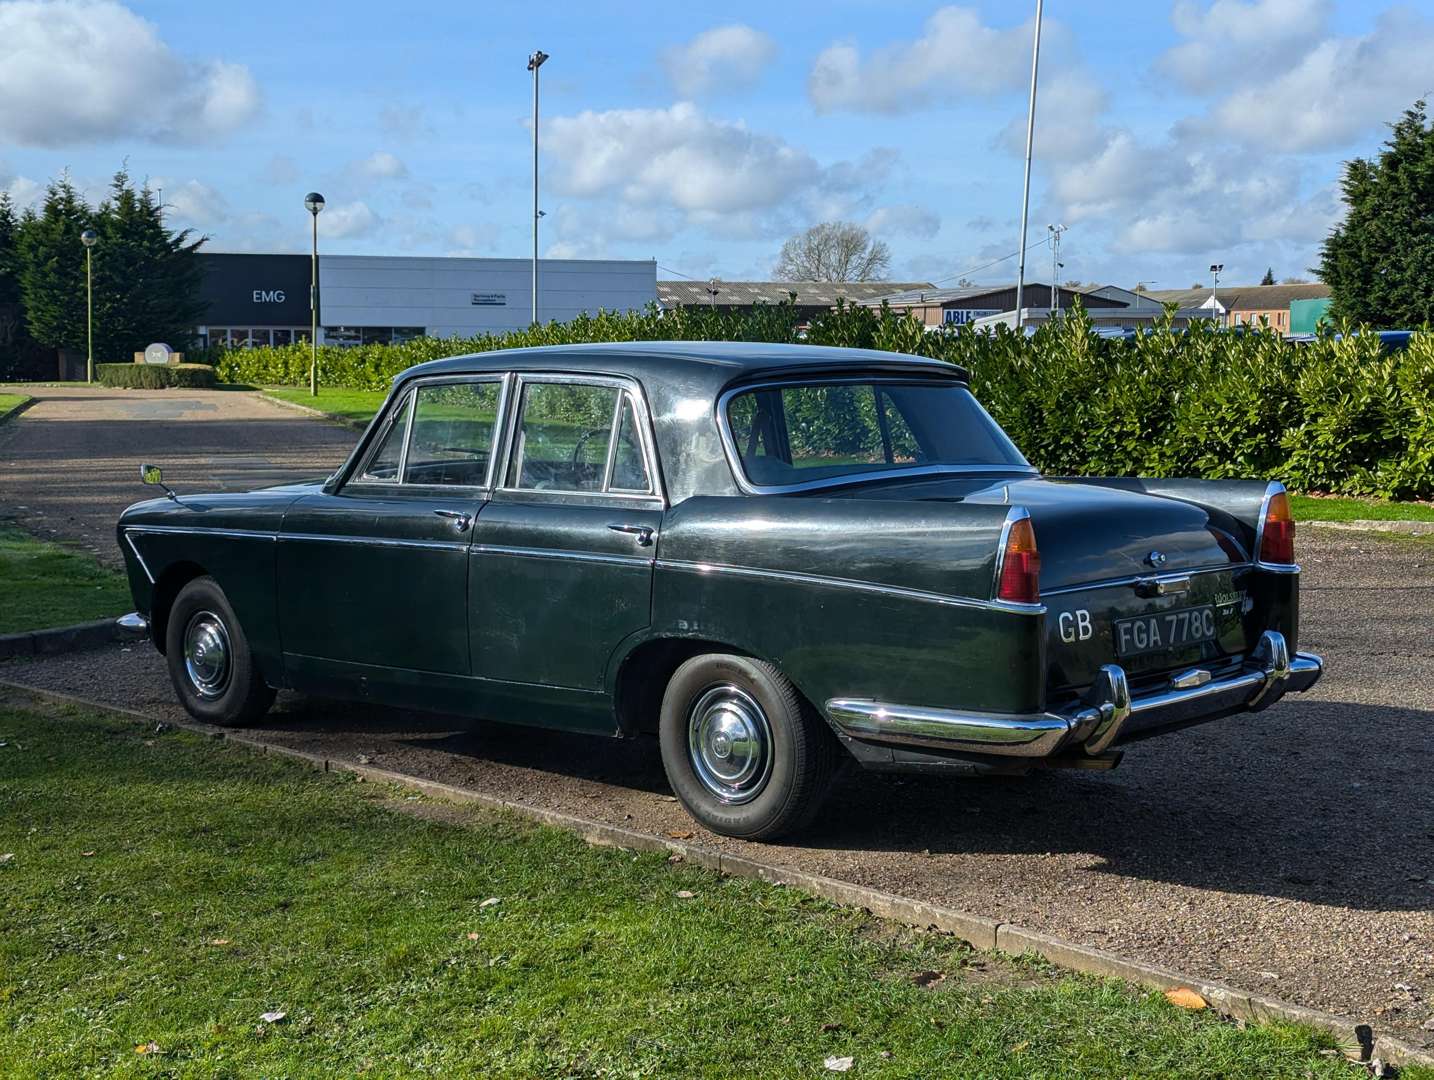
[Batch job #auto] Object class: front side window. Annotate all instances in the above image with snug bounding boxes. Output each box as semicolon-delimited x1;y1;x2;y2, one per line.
358;391;412;482
726;379;1027;489
506;381;652;495
403;381;501;486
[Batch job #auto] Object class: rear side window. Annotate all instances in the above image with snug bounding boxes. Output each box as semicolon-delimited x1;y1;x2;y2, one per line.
506;381;652;495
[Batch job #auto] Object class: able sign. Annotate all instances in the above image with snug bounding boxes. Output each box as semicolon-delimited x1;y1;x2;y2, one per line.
143;343;173;365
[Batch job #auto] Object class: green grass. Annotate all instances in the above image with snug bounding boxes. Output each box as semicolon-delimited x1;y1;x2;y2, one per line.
262;386;386;425
0;527;132;634
1291;493;1434;522
0;699;1406;1079
0;392;30;420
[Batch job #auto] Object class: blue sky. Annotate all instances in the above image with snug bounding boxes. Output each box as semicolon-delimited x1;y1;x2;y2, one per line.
2;0;1432;289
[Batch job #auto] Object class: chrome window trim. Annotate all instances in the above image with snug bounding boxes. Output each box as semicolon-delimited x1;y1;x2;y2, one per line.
495;372;666;505
354;385;414;485
1041;563;1253;597
1253;480;1300;574
656;558;1046;615
472;543;653;567
714;376;1037;497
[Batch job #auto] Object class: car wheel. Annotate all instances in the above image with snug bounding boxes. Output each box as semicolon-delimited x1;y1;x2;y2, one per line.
659;654;839;840
164;576;276;727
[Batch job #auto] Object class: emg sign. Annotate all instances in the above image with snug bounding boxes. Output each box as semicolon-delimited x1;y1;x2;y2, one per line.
253;289;287;303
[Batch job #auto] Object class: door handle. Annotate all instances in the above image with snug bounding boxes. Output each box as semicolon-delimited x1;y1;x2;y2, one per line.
607;523;656;546
434;509;474;533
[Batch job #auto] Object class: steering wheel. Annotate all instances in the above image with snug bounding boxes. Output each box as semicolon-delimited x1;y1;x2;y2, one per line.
570;427;610;467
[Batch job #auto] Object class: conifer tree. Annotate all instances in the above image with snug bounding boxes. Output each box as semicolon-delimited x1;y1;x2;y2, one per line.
16;174;90;353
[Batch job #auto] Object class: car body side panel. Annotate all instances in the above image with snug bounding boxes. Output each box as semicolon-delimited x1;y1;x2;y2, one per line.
645;495;1045;716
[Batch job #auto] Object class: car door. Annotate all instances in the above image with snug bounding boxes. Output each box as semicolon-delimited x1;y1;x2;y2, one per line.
470;373;663;717
277;375;507;687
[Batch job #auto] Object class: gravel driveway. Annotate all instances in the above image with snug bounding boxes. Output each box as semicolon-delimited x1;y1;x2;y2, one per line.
1;386;1431;1047
0;385;355;568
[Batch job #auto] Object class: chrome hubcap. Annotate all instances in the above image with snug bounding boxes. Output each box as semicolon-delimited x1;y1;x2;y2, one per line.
183;610;232;700
687;685;772;804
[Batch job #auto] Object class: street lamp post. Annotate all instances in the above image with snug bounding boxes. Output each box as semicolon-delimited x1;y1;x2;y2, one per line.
1013;0;1044;329
527;49;549;327
305;192;325;396
1209;262;1224;325
1048;223;1066;314
707;278;720;309
80;228;98;384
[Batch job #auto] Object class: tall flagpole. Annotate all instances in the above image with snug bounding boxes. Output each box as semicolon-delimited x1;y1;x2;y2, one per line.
1014;0;1043;329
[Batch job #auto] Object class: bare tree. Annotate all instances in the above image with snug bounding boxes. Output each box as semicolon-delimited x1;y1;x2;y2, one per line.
773;222;891;282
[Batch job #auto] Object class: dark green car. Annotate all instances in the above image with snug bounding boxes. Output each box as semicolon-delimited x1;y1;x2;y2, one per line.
117;342;1322;839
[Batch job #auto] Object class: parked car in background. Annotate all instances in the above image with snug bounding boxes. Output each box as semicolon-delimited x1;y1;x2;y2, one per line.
116;342;1322;839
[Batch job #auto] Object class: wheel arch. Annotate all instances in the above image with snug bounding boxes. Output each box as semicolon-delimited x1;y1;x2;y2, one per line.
148;561;209;655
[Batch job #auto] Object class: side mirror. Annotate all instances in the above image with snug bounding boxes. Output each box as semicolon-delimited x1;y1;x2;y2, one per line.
141;464;163;485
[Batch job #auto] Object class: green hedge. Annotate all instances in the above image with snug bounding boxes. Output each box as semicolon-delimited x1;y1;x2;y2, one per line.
214;301;1434;499
97;362;218;389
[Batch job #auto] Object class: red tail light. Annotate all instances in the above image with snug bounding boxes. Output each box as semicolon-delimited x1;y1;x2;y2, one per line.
1259;490;1295;565
997;515;1041;604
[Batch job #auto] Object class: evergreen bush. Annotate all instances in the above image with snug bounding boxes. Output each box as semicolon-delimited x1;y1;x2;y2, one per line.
97;363;217;389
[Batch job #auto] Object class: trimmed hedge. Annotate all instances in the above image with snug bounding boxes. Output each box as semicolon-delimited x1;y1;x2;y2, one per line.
97;362;218;389
214;301;1434;499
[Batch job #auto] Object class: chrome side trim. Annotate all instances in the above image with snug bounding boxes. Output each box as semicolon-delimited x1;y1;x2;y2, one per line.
826;699;1073;758
658;558;1046;615
121;530;156;584
471;544;653;567
281;532;469;552
1255;561;1301;574
1041;564;1250;597
123;525;277;541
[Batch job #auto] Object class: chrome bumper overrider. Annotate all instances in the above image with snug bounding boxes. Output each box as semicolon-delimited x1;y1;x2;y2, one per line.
826;630;1323;759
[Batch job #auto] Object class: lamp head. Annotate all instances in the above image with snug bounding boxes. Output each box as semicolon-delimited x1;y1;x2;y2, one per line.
80;228;98;248
527;50;549;70
304;192;325;215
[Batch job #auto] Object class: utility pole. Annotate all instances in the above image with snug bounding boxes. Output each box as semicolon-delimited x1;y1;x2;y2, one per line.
528;49;549;327
1013;0;1043;330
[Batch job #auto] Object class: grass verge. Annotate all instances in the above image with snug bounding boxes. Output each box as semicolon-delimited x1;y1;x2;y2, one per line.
0;392;31;423
0;527;131;634
262;386;385;426
0;697;1400;1079
1291;493;1434;523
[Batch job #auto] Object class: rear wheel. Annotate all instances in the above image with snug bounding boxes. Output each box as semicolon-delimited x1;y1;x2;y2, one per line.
164;576;275;727
659;654;839;840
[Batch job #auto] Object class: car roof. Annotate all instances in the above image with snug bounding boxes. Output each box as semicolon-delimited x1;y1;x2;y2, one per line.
397;340;968;393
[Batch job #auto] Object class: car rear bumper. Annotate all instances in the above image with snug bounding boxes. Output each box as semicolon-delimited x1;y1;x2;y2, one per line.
825;630;1322;759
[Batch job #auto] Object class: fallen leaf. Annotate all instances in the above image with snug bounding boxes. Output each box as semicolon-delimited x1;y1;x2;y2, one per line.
0;853;14;864
667;831;694;840
81;851;96;858
135;1042;160;1055
466;932;480;941
912;970;945;989
824;1056;854;1073
1010;1041;1029;1054
479;897;501;909
675;890;695;899
657;795;678;802
821;1022;843;1033
1164;987;1208;1011
357;755;372;764
259;1010;286;1024
210;938;230;946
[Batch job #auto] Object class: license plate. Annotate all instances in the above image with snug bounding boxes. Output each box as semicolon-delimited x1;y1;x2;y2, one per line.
1114;606;1218;658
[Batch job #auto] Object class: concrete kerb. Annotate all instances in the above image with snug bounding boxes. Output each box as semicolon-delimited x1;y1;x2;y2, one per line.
0;617;147;660
0;395;35;426
256;390;368;430
2;676;1430;1070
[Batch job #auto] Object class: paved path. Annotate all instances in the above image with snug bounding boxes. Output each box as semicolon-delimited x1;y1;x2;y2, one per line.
0;386;1431;1045
0;385;357;568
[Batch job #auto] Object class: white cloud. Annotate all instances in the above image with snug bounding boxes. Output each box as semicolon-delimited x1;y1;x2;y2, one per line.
317;200;379;240
353;151;408;181
1202;8;1434;152
662;25;777;97
808;6;1068;113
865;204;940;240
545;102;829;216
1159;0;1332;93
0;0;259;146
154;179;229;227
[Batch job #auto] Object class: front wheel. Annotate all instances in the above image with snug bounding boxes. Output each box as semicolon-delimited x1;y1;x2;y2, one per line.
658;654;839;840
164;576;276;727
